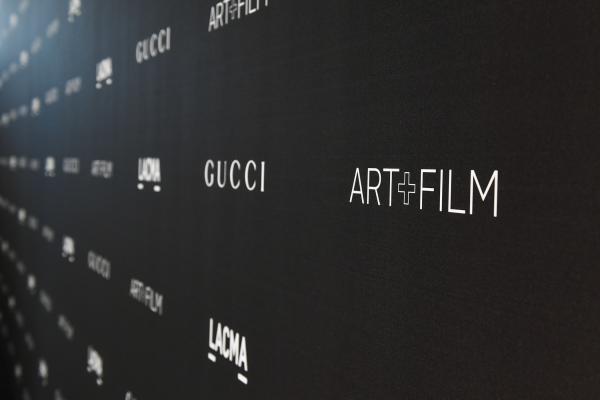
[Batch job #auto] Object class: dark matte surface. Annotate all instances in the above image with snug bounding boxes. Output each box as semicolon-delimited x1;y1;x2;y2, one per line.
0;0;599;399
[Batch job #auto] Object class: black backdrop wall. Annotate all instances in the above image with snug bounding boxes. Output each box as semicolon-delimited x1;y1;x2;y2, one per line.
0;0;599;399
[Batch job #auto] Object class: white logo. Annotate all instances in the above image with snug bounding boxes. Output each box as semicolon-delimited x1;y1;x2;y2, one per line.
27;215;38;231
31;97;41;116
30;36;42;54
86;346;103;385
19;0;30;14
15;312;24;328
14;364;22;379
46;19;60;38
62;236;75;262
54;389;66;400
17;208;26;224
9;14;19;29
125;392;138;400
29;158;40;171
39;290;52;312
96;57;113;89
27;274;36;293
19;50;29;67
208;0;270;32
7;156;17;168
45;87;59;105
88;251;111;280
349;168;500;217
68;0;82;22
45;157;56;177
91;160;113;178
38;359;48;386
204;160;266;192
24;332;35;351
65;76;82;95
42;225;55;242
137;157;161;192
62;157;79;174
208;318;249;384
57;314;74;340
16;261;26;275
129;279;164;316
136;27;171;64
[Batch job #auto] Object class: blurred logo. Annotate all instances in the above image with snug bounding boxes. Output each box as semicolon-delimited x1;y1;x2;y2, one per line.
46;19;60;38
31;97;41;116
136;27;171;64
91;160;113;178
44;157;56;177
62;157;80;174
208;317;249;384
96;57;113;89
45;87;59;105
87;346;104;385
137;157;161;192
65;76;82;95
62;236;75;262
68;0;82;22
38;359;48;386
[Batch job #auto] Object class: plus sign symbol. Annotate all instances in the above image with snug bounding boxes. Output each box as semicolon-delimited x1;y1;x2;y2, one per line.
397;171;416;205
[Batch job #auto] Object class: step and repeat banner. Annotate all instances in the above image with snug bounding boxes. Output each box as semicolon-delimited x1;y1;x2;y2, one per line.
0;0;598;399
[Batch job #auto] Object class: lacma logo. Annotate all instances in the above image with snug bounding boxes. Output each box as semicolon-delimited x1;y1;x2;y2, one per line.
208;317;249;385
27;274;36;294
14;363;22;380
17;208;26;224
44;157;56;177
19;50;29;67
31;97;41;116
68;0;82;22
96;57;113;89
62;236;75;262
137;157;161;192
38;359;48;386
86;346;103;385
